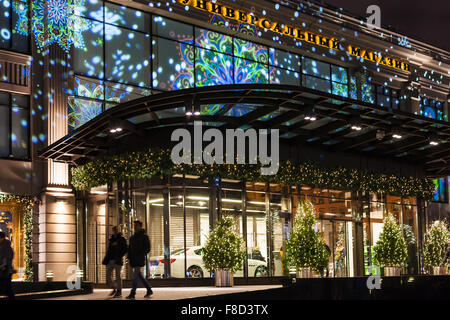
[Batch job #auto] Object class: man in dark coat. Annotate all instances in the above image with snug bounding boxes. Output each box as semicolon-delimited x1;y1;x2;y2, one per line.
103;226;127;298
126;221;153;299
0;232;15;300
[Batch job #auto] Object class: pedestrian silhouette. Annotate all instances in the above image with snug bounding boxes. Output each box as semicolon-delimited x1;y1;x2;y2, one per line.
0;232;15;300
126;221;153;300
103;226;128;298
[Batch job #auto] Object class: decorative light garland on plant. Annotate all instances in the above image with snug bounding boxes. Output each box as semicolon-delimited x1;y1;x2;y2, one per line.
0;193;34;282
70;148;436;200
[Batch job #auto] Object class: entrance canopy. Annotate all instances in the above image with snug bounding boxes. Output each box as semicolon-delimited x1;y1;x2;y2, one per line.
39;84;450;177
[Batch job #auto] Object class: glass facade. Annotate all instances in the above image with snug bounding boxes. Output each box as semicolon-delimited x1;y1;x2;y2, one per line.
78;177;419;282
0;0;29;53
0;92;30;160
420;97;447;121
71;2;423;131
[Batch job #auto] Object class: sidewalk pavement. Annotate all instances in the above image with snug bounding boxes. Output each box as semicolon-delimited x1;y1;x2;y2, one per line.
39;285;282;300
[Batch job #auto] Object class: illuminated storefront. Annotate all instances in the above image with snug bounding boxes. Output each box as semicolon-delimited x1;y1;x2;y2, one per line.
74;177;420;282
0;0;448;283
37;0;449;283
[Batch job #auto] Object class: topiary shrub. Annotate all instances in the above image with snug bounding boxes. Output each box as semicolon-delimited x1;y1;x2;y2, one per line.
423;220;449;268
285;200;330;273
373;213;408;267
202;216;246;273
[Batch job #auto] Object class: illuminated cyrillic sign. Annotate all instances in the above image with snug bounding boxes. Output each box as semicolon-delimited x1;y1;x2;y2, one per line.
178;0;410;72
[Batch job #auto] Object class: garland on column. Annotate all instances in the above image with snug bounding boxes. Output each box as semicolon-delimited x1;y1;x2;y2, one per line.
70;147;436;200
0;193;34;282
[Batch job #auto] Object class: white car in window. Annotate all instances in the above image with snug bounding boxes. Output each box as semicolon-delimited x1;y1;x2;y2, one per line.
148;246;269;278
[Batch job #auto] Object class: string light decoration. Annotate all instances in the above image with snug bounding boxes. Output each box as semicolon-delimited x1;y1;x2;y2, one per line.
285;199;329;273
201;215;246;273
70;148;436;200
0;193;34;282
372;213;408;268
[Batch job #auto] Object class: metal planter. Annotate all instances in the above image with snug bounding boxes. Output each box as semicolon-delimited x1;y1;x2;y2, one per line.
215;269;234;287
296;267;315;278
384;267;401;276
432;267;448;275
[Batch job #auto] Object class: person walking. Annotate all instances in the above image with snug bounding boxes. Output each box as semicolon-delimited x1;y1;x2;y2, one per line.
0;232;15;300
126;221;153;300
103;226;128;298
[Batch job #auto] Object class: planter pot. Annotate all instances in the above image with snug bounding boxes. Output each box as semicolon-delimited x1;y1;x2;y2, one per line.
384;267;401;276
215;269;233;287
432;266;448;275
296;268;315;278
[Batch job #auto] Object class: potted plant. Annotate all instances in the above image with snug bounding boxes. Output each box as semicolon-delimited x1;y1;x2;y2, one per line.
423;220;449;275
285;200;330;278
372;214;408;276
202;216;246;287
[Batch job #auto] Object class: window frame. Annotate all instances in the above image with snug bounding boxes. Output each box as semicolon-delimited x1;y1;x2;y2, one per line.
0;0;31;54
0;91;30;161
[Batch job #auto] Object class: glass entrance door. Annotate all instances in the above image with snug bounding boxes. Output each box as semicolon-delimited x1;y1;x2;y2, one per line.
320;219;354;277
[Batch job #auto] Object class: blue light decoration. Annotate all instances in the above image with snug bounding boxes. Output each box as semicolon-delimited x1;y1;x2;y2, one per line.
31;0;91;52
350;72;374;103
433;178;448;202
398;36;412;49
68;96;102;130
12;0;28;36
420;97;446;121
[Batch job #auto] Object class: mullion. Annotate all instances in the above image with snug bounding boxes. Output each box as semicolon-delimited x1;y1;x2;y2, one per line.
9;93;12;157
193;24;196;89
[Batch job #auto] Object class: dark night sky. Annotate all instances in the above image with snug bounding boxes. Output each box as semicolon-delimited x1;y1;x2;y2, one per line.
317;0;450;51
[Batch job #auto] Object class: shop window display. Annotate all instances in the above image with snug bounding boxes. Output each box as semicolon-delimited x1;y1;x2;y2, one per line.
0;206;25;280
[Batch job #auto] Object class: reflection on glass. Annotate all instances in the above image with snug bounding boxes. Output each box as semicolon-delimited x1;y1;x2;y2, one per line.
146;191;165;278
185;189;210;278
246;189;268;278
152;37;194;90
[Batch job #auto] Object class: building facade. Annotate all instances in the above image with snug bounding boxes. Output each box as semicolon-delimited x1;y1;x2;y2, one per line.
0;0;449;283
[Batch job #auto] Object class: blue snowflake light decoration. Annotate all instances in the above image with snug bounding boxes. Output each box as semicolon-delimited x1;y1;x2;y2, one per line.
31;0;91;52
